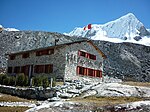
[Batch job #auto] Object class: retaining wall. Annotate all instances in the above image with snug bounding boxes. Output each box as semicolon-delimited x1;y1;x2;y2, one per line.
0;85;56;100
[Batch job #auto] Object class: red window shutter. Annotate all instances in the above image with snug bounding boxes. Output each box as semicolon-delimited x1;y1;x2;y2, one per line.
78;67;80;74
88;68;93;76
94;70;97;77
92;69;95;77
78;51;81;56
94;55;96;60
100;70;102;78
77;66;85;75
84;68;87;76
81;67;84;75
49;49;54;54
96;70;100;77
77;66;80;74
86;53;89;58
80;51;86;57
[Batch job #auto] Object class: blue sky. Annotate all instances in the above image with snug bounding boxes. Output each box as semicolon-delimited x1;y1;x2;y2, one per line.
0;0;150;33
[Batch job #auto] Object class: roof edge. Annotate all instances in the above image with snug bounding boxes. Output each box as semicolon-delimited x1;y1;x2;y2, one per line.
87;40;107;59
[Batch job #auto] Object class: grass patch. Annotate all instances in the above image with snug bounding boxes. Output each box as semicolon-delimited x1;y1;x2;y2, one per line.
121;81;150;87
0;107;29;112
55;81;64;86
0;93;35;102
70;96;144;106
0;93;34;112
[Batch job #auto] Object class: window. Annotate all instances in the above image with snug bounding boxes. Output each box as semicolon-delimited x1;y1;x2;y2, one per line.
22;53;29;58
89;54;96;60
77;66;102;78
45;64;53;73
77;66;85;75
78;51;86;57
23;65;30;76
34;65;44;73
36;49;54;56
14;66;20;73
96;70;102;78
21;66;26;74
34;64;53;73
9;55;15;60
87;68;94;76
78;50;96;60
8;67;13;73
48;49;54;55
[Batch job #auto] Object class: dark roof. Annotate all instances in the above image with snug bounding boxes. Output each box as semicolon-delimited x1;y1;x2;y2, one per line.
9;40;106;58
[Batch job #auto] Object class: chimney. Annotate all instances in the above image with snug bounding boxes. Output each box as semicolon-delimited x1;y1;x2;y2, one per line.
55;39;59;46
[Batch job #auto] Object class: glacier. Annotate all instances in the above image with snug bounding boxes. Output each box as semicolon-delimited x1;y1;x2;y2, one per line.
66;13;150;46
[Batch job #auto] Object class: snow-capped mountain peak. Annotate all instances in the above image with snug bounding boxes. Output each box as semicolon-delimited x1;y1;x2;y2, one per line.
0;24;19;31
0;25;3;28
102;13;144;39
66;13;150;46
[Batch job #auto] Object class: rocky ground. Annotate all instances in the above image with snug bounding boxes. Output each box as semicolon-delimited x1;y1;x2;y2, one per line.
54;76;150;99
2;77;150;112
1;77;150;112
26;100;150;112
25;77;150;112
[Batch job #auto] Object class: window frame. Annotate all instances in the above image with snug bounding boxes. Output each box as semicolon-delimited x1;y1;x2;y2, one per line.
8;67;13;73
9;55;16;60
22;53;29;58
14;66;20;73
36;49;54;56
34;64;53;73
78;50;96;60
77;66;102;78
45;64;53;73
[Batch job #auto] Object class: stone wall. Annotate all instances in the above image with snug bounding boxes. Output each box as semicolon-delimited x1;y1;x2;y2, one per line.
0;85;56;100
65;42;104;80
8;46;66;80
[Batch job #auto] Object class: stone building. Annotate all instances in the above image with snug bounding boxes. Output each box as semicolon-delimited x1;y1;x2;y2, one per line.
7;40;106;81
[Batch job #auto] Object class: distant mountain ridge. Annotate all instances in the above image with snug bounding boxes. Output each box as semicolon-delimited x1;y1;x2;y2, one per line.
0;25;19;31
66;13;150;46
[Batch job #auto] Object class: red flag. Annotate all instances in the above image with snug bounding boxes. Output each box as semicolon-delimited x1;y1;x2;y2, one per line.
88;24;92;29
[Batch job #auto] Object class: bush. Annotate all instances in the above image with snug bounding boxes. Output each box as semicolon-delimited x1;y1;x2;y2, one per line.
16;73;28;86
9;76;16;86
0;73;29;87
0;74;7;85
42;76;49;88
33;76;43;87
32;75;50;88
23;75;29;86
3;77;10;85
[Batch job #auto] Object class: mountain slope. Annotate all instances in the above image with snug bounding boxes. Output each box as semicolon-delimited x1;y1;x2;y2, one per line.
66;13;150;46
0;31;150;82
94;40;150;82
